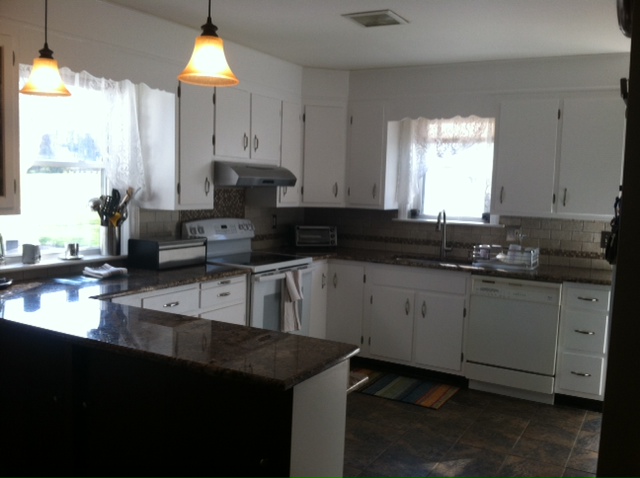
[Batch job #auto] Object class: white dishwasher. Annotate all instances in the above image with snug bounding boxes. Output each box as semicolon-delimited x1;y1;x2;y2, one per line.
466;276;562;404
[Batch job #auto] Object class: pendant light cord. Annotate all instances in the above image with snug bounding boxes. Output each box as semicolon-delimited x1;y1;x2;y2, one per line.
44;0;49;47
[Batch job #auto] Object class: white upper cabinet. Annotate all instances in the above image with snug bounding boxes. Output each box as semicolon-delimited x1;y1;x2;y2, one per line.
492;95;625;220
278;101;304;206
302;104;347;206
492;98;560;217
0;34;20;215
346;101;397;210
138;83;213;210
556;97;625;218
214;88;282;164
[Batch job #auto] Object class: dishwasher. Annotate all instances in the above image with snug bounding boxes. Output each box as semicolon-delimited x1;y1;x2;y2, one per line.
466;276;562;404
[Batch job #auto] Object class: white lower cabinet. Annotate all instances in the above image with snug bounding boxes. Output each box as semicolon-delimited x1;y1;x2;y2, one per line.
364;263;470;374
309;260;328;339
111;274;248;326
555;282;611;400
325;261;365;348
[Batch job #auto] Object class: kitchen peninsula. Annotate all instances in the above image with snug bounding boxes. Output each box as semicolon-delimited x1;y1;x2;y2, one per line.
0;266;358;477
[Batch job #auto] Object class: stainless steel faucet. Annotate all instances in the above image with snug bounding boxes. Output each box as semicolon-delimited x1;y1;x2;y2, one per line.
435;210;452;260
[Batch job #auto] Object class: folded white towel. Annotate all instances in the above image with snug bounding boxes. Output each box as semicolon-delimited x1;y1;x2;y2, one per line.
282;270;303;332
83;263;128;279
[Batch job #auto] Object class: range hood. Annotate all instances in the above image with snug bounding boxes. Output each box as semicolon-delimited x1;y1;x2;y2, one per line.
214;161;297;187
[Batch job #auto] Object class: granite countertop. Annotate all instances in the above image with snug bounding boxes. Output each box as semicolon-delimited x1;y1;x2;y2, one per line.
288;247;613;286
0;265;359;391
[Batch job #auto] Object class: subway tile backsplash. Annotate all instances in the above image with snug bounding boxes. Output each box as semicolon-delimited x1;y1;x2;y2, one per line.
139;189;612;271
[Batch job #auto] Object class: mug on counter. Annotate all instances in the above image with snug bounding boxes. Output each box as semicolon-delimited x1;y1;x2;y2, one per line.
65;242;80;259
22;244;41;264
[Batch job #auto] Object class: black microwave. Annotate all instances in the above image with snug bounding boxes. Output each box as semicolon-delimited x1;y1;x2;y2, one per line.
295;226;337;247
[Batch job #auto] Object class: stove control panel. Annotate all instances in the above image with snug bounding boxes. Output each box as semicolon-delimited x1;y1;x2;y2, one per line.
182;218;255;241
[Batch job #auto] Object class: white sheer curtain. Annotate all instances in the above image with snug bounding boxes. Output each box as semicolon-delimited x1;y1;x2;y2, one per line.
395;115;495;218
19;65;148;199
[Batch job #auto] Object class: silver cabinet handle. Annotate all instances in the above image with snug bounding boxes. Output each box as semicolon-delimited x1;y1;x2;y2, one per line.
333;182;338;197
321;273;326;289
163;301;180;308
332;272;338;288
499;186;504;204
253;134;259;152
570;371;592;377
574;329;596;335
204;177;211;195
421;301;426;318
577;296;599;302
243;133;249;151
282;186;288;197
218;292;231;297
405;298;411;315
218;280;231;285
562;188;568;207
201;333;208;351
372;183;377;199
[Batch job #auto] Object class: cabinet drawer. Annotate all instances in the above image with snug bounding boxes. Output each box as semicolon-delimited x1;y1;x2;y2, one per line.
561;309;608;354
200;276;246;309
556;352;605;396
142;287;200;314
563;284;610;311
199;303;247;326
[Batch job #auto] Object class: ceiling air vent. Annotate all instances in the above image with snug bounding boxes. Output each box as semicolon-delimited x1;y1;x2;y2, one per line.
342;9;408;28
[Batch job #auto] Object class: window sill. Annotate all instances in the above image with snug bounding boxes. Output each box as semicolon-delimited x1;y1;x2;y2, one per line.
0;254;125;275
392;217;504;227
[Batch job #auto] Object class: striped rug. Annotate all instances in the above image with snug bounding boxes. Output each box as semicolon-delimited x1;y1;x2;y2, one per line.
353;368;460;410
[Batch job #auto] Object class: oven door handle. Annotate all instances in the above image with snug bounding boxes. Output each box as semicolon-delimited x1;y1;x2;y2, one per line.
254;268;312;283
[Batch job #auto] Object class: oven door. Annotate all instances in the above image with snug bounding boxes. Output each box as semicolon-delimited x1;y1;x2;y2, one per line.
250;267;312;336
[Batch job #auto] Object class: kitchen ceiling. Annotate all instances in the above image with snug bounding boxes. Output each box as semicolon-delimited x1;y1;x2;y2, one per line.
103;0;630;70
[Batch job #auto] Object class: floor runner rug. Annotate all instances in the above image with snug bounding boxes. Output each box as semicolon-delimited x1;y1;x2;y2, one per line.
353;368;459;410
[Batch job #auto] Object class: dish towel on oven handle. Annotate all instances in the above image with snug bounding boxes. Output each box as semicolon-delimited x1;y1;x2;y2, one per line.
282;270;303;332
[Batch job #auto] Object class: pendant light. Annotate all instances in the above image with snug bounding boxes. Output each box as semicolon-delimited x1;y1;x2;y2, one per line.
20;0;71;97
178;0;239;87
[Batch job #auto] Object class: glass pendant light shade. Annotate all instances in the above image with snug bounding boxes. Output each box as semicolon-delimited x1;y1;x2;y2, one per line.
178;0;239;87
178;35;239;87
20;53;71;96
20;0;71;97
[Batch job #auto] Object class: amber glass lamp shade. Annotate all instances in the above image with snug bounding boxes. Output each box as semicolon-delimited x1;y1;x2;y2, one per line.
178;34;239;87
20;51;71;97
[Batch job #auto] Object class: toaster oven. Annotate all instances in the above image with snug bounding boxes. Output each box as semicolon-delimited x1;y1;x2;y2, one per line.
295;226;337;247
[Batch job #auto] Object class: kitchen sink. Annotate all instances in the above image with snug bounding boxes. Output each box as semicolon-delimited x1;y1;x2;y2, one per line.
393;255;478;270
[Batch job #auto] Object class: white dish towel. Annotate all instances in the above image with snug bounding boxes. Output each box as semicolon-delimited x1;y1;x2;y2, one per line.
282;270;303;332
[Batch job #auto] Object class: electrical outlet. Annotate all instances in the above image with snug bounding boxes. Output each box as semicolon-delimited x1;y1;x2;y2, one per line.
600;230;611;248
506;227;521;242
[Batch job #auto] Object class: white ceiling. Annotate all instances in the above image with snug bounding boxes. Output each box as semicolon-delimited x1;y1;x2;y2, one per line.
103;0;631;70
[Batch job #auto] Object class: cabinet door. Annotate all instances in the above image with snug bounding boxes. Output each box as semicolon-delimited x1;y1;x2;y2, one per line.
215;87;251;159
347;102;386;208
368;285;413;363
178;83;214;208
199;303;247;326
326;262;363;346
414;292;465;372
0;34;20;214
251;94;281;164
302;105;347;206
279;101;304;206
557;96;625;218
492;98;559;216
309;260;328;339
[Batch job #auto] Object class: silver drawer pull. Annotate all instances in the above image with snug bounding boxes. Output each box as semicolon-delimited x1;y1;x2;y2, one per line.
218;292;231;297
570;371;592;377
574;329;596;335
218;280;231;285
163;301;180;308
577;296;599;302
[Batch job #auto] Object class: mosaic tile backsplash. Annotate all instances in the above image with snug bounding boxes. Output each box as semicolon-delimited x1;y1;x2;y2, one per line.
139;189;612;271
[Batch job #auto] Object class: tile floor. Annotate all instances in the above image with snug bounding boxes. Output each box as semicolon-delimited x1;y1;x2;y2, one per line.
344;377;601;477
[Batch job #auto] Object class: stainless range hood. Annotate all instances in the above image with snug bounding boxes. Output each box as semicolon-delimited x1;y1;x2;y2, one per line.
214;161;297;187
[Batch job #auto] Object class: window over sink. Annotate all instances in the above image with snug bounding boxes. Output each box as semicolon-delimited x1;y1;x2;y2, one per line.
393;115;495;222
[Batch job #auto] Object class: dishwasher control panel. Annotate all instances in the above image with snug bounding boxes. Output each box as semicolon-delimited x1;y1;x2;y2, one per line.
471;276;561;304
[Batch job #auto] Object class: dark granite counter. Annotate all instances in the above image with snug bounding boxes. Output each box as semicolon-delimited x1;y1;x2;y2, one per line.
286;247;613;286
0;265;359;391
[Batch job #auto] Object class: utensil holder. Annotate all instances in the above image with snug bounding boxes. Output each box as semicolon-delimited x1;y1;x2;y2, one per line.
100;225;121;256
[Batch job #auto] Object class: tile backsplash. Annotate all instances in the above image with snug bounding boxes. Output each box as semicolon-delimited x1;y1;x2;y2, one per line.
139;189;612;271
